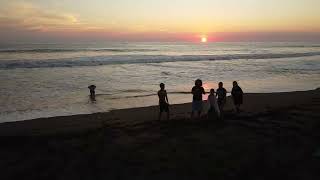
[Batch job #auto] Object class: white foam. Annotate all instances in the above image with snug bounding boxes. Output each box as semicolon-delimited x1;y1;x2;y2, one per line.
1;52;320;69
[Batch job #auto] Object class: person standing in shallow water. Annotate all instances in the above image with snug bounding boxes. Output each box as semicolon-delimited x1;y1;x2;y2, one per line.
231;81;243;113
191;79;205;119
158;83;170;120
216;82;227;113
88;85;96;101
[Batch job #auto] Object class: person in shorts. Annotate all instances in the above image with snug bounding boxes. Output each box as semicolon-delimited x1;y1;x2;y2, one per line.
191;79;205;119
158;83;169;120
231;81;243;113
216;82;227;113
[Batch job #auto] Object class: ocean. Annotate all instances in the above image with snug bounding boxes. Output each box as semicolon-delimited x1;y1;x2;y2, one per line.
0;42;319;122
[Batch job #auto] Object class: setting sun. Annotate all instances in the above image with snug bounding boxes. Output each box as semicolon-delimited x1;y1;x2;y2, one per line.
201;37;207;43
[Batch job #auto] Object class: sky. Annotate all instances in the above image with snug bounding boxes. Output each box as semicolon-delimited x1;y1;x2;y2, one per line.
0;0;320;43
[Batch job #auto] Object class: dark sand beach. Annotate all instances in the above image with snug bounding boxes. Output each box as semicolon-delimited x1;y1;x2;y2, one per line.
1;89;320;179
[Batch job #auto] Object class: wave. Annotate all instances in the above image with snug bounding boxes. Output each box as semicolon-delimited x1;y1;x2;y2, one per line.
97;91;191;100
0;48;158;53
1;52;320;69
270;45;320;48
97;90;230;100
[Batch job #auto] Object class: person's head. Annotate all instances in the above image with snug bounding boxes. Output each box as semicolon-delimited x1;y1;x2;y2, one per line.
218;82;223;88
233;81;238;87
210;88;215;95
160;83;165;90
195;79;202;87
89;85;96;90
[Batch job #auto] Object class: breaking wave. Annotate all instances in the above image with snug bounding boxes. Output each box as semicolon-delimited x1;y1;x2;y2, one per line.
1;52;320;69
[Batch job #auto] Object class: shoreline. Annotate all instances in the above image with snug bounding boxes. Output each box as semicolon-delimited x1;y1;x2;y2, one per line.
0;89;319;136
1;88;320;179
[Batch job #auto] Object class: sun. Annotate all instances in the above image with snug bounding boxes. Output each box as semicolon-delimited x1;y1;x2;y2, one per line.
201;37;207;43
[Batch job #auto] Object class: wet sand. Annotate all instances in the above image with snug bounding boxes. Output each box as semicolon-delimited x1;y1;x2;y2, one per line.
0;89;320;179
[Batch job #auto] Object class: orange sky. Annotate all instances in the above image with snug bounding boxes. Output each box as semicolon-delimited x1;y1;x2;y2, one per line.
1;0;320;43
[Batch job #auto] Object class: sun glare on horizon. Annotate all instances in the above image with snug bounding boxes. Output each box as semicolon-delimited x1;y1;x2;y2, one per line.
201;37;207;43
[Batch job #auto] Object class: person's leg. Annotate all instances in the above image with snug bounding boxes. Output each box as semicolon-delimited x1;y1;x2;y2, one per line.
192;101;202;119
159;105;163;120
236;104;240;113
208;108;213;120
166;105;170;120
191;101;195;119
90;91;95;99
195;101;202;119
90;94;96;101
233;100;237;112
218;99;222;111
218;104;223;113
219;102;225;120
222;101;226;111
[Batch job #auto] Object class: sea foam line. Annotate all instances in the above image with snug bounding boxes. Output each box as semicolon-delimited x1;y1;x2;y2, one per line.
1;52;320;69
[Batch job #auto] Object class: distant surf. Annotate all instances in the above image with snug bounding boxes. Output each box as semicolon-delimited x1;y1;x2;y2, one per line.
1;52;320;69
0;48;158;53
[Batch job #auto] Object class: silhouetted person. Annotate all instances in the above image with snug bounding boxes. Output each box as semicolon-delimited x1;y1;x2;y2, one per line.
208;88;220;120
158;83;169;120
191;79;205;119
231;81;243;113
216;82;227;113
88;85;96;101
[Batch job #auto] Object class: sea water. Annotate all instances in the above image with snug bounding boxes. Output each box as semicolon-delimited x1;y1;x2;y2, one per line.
0;42;319;122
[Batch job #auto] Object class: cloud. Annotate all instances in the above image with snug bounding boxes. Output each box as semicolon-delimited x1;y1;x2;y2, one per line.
0;2;80;32
0;1;319;43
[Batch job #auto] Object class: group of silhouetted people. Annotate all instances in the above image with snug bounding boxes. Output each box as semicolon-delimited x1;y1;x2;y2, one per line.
88;79;243;121
157;79;243;121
